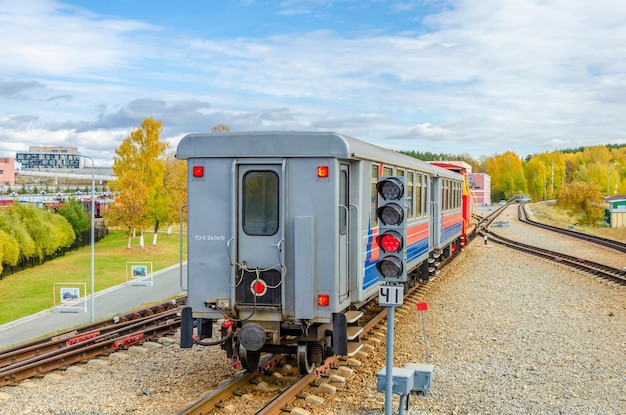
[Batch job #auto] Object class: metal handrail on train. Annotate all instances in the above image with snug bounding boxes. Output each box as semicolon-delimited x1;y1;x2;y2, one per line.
179;204;188;292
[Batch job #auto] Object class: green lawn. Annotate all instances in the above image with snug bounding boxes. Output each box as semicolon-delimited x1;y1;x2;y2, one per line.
0;230;187;325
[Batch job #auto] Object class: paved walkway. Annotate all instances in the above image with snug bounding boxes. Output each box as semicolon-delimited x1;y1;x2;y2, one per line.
0;263;187;350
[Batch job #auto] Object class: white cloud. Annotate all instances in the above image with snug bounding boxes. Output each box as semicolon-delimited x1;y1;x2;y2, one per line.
1;0;626;163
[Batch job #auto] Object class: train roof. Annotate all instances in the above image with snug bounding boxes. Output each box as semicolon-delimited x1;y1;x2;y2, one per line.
176;131;461;179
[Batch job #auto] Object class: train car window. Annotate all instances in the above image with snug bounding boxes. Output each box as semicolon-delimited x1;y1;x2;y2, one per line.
416;173;423;217
371;165;379;227
452;181;457;209
242;171;279;235
382;166;393;176
407;172;414;219
396;169;405;176
449;180;453;210
442;180;447;212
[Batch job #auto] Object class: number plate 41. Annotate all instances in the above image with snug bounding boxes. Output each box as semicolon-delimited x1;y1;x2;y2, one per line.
378;284;404;306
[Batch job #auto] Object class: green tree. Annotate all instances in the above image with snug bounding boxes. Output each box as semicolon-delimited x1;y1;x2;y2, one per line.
49;212;75;250
108;117;170;248
0;206;35;261
556;182;605;226
11;203;53;260
9;202;74;260
58;198;90;242
0;228;19;274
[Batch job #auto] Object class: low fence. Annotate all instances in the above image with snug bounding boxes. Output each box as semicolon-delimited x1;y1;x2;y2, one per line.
0;227;108;280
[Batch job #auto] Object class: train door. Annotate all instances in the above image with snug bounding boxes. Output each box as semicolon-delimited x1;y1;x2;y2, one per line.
429;176;440;248
236;164;285;312
338;164;350;301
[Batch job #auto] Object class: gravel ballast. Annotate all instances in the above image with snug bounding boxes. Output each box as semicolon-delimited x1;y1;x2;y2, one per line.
313;242;625;415
0;209;624;414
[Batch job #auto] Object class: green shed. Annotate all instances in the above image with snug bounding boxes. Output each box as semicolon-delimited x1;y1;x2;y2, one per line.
605;196;626;227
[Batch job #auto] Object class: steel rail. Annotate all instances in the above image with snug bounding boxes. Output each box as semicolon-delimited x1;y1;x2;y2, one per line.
0;307;184;386
518;203;626;253
0;297;186;368
484;230;626;287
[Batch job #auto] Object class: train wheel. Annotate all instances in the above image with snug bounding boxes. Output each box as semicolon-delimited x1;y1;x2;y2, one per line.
297;341;323;374
239;345;261;372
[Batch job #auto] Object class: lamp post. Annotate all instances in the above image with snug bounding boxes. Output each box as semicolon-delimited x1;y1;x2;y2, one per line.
78;154;96;322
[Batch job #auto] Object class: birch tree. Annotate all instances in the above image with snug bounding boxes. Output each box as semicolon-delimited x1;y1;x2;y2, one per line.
108;117;169;247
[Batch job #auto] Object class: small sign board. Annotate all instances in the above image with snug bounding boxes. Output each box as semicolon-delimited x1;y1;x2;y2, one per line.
126;262;153;286
378;283;404;306
53;282;87;313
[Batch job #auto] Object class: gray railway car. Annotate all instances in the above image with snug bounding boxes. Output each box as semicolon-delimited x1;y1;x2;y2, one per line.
176;131;465;373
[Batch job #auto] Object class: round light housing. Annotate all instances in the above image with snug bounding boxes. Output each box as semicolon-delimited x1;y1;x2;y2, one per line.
377;203;404;225
377;230;403;253
376;256;403;278
376;178;404;200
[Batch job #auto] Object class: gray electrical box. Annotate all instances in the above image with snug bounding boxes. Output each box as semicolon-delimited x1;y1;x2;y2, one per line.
404;363;434;395
376;367;415;396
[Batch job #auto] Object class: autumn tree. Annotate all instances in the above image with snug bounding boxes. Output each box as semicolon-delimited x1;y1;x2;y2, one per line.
0;228;19;274
211;124;230;133
108;117;170;248
556;182;605;226
524;158;548;201
6;202;74;260
485;151;527;201
0;206;35;261
162;152;187;235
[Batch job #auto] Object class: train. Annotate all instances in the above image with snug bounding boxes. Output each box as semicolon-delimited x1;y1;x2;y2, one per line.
176;131;476;373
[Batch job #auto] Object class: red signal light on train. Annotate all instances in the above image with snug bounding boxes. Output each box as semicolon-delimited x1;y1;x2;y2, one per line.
317;166;329;178
251;280;267;296
377;230;403;253
193;165;204;177
318;294;330;307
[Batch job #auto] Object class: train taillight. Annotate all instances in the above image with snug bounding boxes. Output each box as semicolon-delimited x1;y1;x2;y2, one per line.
192;165;204;177
317;165;329;178
318;294;330;307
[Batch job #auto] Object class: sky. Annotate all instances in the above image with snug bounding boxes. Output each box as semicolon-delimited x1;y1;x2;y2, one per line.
2;0;626;167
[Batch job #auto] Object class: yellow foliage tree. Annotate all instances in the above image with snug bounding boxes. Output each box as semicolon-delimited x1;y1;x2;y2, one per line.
556;182;605;226
108;118;170;248
485;151;527;201
211;124;230;133
163;152;187;234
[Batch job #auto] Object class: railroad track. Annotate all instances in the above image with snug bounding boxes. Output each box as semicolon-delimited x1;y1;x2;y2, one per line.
176;254;456;415
518;202;626;253
0;297;186;386
482;205;626;287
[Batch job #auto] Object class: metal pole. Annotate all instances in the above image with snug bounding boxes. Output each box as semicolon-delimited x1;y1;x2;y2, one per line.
385;305;394;415
421;310;430;364
79;154;96;323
